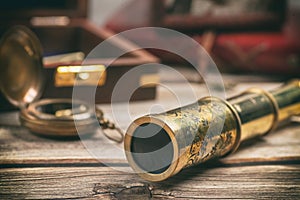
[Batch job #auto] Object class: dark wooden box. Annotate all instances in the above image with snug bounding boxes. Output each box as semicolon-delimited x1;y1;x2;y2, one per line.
0;0;159;111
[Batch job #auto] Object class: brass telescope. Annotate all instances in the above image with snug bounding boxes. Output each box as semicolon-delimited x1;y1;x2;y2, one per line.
124;80;300;182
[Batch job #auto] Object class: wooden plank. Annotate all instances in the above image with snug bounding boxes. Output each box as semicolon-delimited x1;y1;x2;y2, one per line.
0;164;299;199
0;121;299;165
0;81;299;199
0;82;299;165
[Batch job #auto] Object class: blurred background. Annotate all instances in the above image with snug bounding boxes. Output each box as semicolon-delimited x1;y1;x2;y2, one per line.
89;0;300;26
0;0;300;111
89;0;300;78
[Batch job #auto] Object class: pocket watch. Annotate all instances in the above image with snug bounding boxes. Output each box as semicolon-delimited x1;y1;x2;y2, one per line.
0;26;123;142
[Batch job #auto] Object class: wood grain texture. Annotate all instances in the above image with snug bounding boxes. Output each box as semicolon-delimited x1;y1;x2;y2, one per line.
0;122;299;165
0;164;299;199
0;82;299;199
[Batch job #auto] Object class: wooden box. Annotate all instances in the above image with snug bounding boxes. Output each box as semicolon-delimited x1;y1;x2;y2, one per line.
0;0;159;111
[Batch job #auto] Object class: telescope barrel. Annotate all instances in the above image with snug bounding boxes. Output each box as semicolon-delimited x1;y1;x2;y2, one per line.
124;80;300;182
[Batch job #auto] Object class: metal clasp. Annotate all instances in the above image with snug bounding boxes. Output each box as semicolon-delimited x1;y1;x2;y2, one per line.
96;108;124;143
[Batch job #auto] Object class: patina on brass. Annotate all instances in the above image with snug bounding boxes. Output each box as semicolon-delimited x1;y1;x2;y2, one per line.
0;25;44;108
124;80;300;181
0;26;122;142
19;98;97;136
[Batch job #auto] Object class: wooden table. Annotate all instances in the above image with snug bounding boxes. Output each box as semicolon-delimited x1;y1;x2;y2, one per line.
0;78;299;199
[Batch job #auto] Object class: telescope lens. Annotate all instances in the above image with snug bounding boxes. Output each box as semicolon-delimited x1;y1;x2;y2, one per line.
130;123;174;174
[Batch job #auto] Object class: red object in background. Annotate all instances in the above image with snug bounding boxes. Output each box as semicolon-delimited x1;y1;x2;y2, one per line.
105;0;300;76
210;33;300;74
206;7;300;75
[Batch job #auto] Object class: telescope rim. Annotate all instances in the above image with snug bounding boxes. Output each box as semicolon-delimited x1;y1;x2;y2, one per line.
124;116;179;182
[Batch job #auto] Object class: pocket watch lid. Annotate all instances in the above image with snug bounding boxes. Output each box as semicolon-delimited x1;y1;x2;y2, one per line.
0;26;44;108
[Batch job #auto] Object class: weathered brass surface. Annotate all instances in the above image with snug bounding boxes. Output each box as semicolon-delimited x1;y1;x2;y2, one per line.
19;99;98;137
0;26;123;141
0;26;44;108
19;98;123;141
124;80;300;181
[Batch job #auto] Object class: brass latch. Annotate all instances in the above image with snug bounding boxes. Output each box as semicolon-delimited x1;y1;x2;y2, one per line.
55;65;106;87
